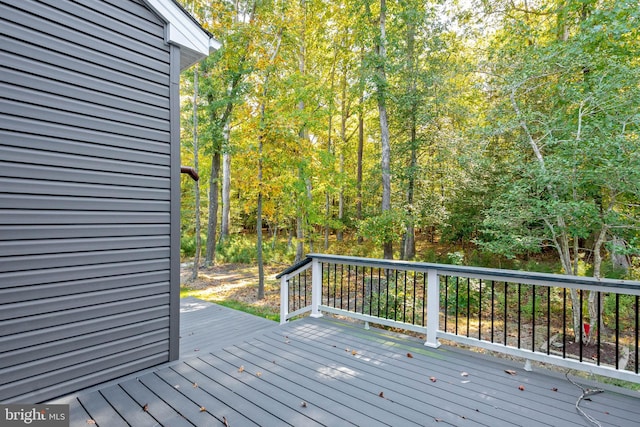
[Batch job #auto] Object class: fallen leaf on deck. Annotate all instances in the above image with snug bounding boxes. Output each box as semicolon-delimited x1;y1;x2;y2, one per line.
174;385;180;389
379;391;385;398
301;401;307;408
461;372;469;377
504;369;517;376
86;420;96;425
256;372;262;377
429;376;437;382
223;416;230;427
351;350;357;356
435;417;443;422
193;382;198;388
238;365;244;373
518;385;525;391
551;387;558;392
199;406;206;412
407;353;413;358
142;403;149;412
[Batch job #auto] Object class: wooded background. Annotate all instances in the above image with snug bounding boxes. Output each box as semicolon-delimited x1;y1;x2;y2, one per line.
178;0;639;291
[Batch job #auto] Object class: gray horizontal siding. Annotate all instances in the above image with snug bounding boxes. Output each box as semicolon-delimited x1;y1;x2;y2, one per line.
0;132;171;165
0;318;169;369
0;116;171;154
0;0;178;403
0;343;169;402
2;258;170;289
0;224;170;241
0;306;169;353
0;271;170;304
0;35;169;99
0;2;169;79
0;163;169;189
0;236;170;257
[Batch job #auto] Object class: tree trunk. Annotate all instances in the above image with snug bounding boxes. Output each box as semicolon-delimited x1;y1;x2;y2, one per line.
337;153;344;241
191;69;201;280
587;226;609;343
376;0;393;260
356;91;364;244
256;23;283;298
205;151;220;266
220;145;231;242
403;16;417;261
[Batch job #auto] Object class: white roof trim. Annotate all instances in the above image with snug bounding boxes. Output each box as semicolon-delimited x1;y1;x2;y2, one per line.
144;0;221;69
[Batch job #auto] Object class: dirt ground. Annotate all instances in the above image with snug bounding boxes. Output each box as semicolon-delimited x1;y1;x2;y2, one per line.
179;262;284;315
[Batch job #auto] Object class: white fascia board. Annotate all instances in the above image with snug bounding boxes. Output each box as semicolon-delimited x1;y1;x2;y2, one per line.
144;0;221;68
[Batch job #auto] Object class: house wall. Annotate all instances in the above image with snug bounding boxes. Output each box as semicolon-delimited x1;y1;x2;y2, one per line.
0;0;181;403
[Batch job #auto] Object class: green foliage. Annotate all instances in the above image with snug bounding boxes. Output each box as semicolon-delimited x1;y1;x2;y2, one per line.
177;0;640;281
356;210;405;246
215;235;296;264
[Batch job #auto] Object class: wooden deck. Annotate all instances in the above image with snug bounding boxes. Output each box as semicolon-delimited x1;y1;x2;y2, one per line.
53;298;640;426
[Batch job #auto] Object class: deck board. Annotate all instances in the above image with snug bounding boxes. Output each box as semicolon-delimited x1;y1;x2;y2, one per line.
52;299;640;426
99;385;159;427
277;320;581;426
179;296;278;358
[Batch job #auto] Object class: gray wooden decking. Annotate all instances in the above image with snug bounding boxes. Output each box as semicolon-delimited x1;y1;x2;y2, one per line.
179;297;278;358
53;298;640;426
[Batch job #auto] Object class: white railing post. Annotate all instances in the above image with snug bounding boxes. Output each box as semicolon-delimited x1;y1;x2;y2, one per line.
310;258;323;318
425;269;441;348
280;274;289;325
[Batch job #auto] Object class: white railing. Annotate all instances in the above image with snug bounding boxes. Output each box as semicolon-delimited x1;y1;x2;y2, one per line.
278;253;640;384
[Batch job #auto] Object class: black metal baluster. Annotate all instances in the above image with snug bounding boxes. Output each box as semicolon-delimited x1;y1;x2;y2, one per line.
422;273;427;327
616;293;620;370
394;270;399;321
504;282;508;346
333;264;337;308
444;275;449;333
403;271;408;323
478;279;482;341
579;290;583;362
466;278;471;337
563;287;567;359
325;263;330;306
360;266;366;315
412;272;417;325
347;266;351;312
340;264;344;310
385;269;390;319
298;275;302;311
303;268;308;307
597;291;601;366
378;268;382;318
491;280;495;343
354;266;358;313
636;295;639;374
455;276;459;335
517;283;522;349
532;285;536;352
368;267;373;316
547;286;551;355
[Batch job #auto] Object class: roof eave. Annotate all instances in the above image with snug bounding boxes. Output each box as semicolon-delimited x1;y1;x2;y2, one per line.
143;0;221;70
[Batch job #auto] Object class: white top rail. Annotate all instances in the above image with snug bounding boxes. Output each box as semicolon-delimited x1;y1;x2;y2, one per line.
306;253;640;295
